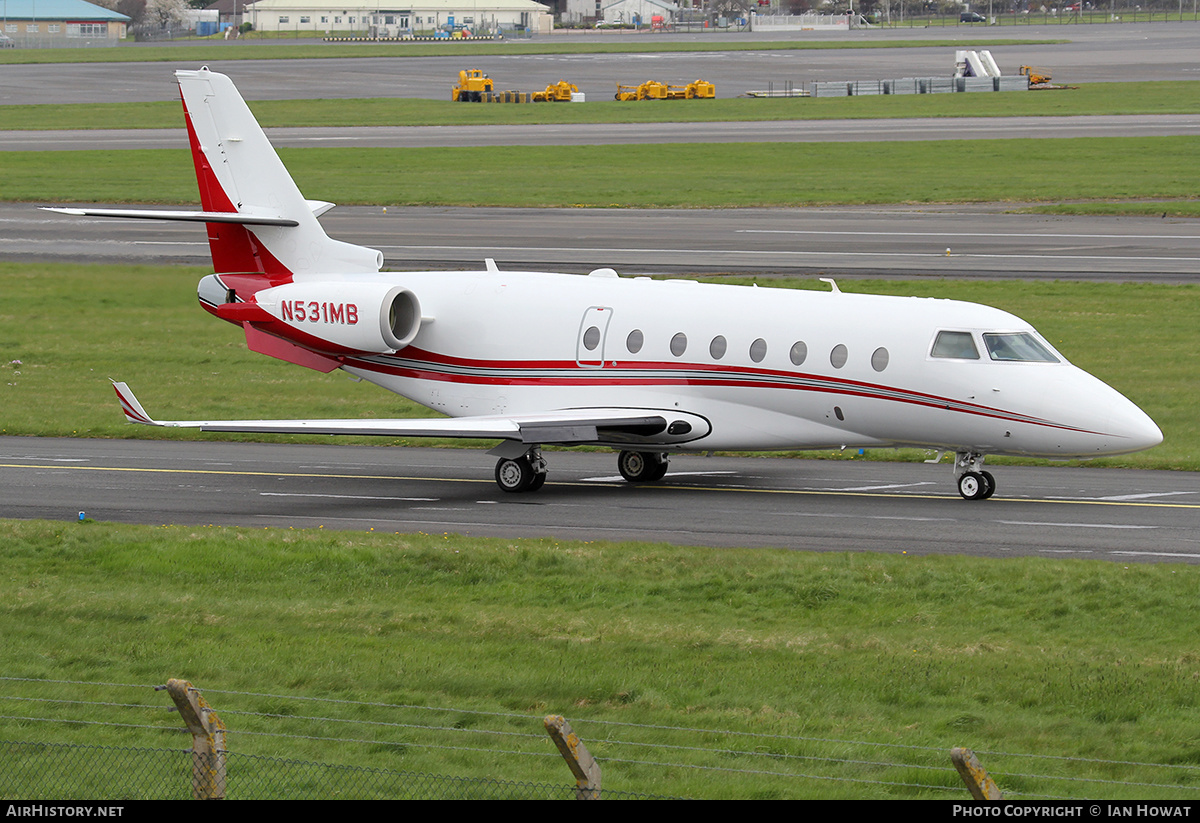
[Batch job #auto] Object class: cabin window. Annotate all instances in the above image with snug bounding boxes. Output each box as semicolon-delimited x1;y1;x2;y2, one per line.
983;332;1059;363
749;338;767;363
789;341;807;366
830;344;848;369
583;326;601;351
709;335;726;360
670;333;688;357
931;331;980;360
871;347;889;372
626;329;643;354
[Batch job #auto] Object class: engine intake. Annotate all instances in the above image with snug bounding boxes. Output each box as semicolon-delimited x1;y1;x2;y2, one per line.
254;281;425;354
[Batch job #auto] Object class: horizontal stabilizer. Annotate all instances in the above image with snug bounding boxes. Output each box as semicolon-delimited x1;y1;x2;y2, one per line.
43;207;299;227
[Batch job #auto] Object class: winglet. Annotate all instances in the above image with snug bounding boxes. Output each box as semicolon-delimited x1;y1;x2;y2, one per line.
111;381;157;426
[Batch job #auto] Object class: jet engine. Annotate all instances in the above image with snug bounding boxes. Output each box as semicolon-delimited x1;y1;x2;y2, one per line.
253;281;425;354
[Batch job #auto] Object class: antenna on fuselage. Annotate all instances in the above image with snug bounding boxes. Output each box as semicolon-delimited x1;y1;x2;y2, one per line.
819;277;841;293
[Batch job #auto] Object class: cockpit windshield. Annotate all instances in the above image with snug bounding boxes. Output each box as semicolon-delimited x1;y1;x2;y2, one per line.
982;332;1060;363
930;331;980;360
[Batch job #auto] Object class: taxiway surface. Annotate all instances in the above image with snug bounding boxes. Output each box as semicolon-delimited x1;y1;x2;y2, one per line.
9;203;1199;281
3;438;1197;563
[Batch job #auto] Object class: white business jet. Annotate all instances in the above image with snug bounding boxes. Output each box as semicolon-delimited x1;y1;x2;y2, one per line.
48;68;1162;499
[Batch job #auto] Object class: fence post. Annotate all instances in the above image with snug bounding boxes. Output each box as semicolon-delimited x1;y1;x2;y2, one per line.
165;679;227;800
544;715;601;799
951;747;1003;800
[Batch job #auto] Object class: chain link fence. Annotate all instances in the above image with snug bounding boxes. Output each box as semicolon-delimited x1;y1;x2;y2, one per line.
2;740;662;800
5;677;1199;799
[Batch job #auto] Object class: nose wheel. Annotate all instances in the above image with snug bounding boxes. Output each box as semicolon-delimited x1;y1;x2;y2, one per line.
954;452;995;500
957;470;995;500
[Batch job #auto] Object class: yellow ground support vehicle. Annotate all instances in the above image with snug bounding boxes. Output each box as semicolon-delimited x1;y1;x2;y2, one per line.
452;69;494;102
615;79;714;101
531;80;580;102
615;81;665;101
1019;65;1053;86
671;79;715;99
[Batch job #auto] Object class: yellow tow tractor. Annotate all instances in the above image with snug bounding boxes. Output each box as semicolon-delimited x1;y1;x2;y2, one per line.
452;69;494;102
668;79;715;99
615;81;665;101
532;80;580;102
615;79;715;101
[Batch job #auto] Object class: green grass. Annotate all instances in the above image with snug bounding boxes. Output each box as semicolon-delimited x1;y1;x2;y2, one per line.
6;81;1199;130
1;262;1193;469
9;137;1200;212
0;37;1062;65
2;519;1200;798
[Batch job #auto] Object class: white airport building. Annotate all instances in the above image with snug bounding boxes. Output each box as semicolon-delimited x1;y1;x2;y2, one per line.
245;0;553;35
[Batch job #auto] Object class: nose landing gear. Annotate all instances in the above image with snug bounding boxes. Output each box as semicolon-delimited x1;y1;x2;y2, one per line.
954;452;995;500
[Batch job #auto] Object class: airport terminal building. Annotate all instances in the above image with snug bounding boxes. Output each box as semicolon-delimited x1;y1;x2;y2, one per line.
244;0;553;35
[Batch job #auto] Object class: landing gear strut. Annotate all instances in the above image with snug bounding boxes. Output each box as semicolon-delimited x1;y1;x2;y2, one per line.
954;452;995;500
617;450;669;483
494;448;547;493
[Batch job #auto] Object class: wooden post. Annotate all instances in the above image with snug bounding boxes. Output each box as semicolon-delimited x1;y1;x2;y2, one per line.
165;679;227;800
544;715;601;799
951;747;1003;800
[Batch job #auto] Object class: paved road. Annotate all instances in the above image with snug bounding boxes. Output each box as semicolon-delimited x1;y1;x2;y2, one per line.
10;203;1199;281
5;112;1199;151
4;437;1196;562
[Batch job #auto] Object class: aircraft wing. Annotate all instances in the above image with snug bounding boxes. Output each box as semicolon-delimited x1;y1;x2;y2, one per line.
112;382;710;447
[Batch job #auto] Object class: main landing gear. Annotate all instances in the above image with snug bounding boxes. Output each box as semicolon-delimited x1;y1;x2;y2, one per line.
492;448;670;493
494;448;548;493
954;451;996;501
617;450;670;483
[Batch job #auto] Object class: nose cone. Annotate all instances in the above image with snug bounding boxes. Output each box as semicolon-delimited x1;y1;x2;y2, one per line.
1059;369;1162;457
1112;402;1163;454
997;365;1162;458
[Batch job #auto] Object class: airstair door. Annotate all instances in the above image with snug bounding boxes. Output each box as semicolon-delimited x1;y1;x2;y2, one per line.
576;307;613;369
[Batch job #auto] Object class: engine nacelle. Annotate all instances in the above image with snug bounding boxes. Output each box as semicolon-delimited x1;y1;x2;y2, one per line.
254;281;424;354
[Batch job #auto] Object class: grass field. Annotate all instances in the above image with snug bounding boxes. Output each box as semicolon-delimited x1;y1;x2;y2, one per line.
5;81;1199;130
2;519;1199;798
9;137;1200;216
1;262;1193;470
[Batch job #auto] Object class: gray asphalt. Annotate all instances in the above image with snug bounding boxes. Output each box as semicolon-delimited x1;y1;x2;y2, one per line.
4;437;1197;563
5;112;1199;151
9;203;1200;281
